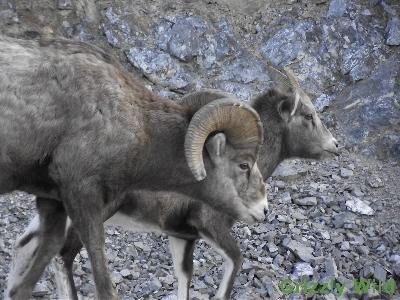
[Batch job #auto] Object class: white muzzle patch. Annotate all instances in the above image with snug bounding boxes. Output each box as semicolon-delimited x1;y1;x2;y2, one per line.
242;195;268;224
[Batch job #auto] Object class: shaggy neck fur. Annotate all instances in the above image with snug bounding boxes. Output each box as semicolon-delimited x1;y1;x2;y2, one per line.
251;89;291;179
129;100;198;189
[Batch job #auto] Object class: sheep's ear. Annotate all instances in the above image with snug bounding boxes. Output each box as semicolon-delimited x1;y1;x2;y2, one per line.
205;133;226;163
278;99;292;123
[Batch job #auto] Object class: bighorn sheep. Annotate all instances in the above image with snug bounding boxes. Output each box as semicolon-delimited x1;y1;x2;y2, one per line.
7;73;339;299
0;36;267;300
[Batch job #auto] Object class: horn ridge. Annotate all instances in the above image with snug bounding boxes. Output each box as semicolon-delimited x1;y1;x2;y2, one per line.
284;67;302;116
179;89;235;116
184;98;263;181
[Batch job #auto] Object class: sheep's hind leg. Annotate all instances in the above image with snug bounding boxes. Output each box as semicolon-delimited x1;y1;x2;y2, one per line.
5;198;68;300
169;236;196;300
53;200;124;300
61;181;119;300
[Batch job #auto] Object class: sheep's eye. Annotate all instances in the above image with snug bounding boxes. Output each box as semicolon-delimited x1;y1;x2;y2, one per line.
305;114;313;120
239;163;250;170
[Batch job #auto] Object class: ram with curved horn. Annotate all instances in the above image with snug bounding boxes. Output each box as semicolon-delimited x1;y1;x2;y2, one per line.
185;98;263;181
0;36;267;300
178;89;234;115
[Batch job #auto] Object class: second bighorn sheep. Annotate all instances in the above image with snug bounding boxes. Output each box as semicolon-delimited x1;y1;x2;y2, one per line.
8;71;339;299
0;36;267;300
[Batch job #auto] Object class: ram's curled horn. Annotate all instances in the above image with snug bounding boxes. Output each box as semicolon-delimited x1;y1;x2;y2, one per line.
179;89;235;115
283;67;301;116
185;98;264;181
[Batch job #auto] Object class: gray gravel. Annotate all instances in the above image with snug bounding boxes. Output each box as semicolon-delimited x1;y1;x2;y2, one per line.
1;150;399;299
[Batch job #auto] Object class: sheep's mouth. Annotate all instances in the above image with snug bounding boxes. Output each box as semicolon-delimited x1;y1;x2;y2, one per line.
323;149;340;157
239;202;265;224
249;211;265;223
245;214;258;224
240;211;258;224
250;214;259;222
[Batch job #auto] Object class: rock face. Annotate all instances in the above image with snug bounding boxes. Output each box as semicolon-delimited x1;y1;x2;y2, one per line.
261;20;313;67
0;0;398;159
332;55;400;159
126;47;194;89
327;0;347;17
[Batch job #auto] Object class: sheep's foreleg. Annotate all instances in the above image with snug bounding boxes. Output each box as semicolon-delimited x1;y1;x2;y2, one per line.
168;236;196;300
200;230;242;300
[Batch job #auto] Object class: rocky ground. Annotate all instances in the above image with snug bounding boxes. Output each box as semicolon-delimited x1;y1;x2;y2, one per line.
0;146;399;299
0;0;399;299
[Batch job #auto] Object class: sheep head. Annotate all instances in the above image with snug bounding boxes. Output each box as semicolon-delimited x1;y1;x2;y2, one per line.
181;98;266;223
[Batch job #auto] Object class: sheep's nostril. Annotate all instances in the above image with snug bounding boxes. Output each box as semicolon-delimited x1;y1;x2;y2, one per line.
333;138;339;148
